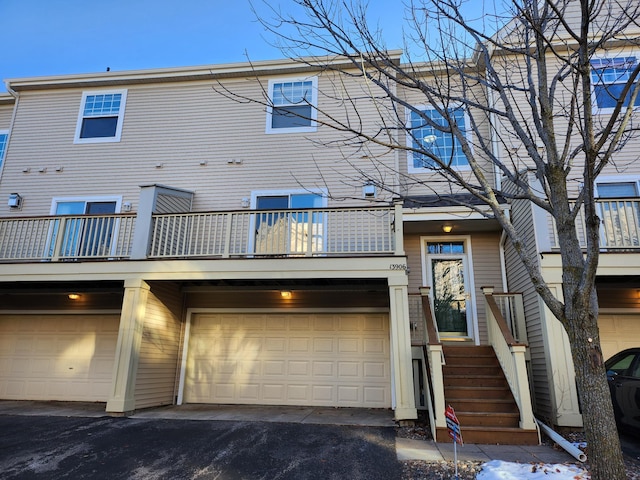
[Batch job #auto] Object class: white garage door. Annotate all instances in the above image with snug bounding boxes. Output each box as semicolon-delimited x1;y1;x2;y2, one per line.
0;314;119;401
599;313;640;361
184;313;390;408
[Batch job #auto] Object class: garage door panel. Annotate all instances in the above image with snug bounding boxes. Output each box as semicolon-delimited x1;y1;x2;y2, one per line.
599;314;640;361
184;313;390;408
0;314;119;402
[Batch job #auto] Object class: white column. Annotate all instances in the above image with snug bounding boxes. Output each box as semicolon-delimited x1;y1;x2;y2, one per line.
388;275;418;421
106;278;150;414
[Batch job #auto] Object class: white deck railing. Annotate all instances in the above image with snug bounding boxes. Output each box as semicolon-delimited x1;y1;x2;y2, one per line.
148;206;396;258
0;206;396;262
0;214;136;261
549;198;640;250
482;287;536;430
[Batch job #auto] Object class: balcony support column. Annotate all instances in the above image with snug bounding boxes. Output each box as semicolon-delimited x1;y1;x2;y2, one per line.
388;275;418;422
106;278;150;415
130;186;157;260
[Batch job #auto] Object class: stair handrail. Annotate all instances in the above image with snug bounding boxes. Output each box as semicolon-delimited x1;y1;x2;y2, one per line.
418;287;447;437
482;286;536;430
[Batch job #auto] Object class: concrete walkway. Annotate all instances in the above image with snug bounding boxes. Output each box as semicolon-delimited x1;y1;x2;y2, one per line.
0;401;581;466
396;437;577;464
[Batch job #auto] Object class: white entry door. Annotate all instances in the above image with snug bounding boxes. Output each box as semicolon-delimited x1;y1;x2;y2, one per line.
424;239;475;340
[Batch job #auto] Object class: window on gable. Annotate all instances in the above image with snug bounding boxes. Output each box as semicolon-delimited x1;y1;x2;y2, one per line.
591;57;640;111
266;78;317;133
74;90;127;143
0;131;8;169
409;107;469;171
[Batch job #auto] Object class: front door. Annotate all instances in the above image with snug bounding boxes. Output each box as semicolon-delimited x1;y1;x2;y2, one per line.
425;239;474;339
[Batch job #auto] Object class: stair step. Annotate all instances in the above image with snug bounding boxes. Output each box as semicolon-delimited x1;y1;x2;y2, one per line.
443;375;509;388
445;385;512;399
455;411;521;428
443;365;502;376
445;399;519;413
436;426;539;445
444;354;499;366
442;345;495;355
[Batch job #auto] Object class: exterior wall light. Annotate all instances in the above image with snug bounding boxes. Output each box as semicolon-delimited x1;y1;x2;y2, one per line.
363;183;376;198
8;193;22;209
442;224;453;233
68;293;81;300
280;291;292;299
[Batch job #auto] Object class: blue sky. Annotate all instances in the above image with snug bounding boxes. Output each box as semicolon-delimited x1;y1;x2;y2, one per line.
0;0;409;93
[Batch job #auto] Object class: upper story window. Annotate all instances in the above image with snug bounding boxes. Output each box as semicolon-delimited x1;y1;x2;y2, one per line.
266;77;317;134
0;130;8;169
408;107;469;172
591;57;640;112
74;90;127;143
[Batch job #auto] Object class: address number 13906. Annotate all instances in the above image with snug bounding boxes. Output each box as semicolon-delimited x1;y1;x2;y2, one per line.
389;264;408;271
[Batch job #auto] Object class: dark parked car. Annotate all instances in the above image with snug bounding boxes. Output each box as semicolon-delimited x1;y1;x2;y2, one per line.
606;348;640;435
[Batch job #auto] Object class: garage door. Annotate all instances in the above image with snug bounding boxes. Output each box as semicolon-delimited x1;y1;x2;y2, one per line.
599;313;640;361
0;314;119;401
184;313;390;408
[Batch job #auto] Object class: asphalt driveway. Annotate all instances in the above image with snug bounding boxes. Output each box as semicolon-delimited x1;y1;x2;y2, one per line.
0;415;402;480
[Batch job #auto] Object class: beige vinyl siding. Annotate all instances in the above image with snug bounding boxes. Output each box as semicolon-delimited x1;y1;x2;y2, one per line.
0;71;395;216
503;195;550;419
134;282;183;409
470;232;504;345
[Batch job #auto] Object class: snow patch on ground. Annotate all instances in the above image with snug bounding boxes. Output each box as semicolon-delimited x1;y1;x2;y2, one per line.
477;460;589;479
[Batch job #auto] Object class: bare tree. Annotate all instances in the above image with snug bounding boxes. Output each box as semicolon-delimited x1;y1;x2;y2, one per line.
230;0;640;477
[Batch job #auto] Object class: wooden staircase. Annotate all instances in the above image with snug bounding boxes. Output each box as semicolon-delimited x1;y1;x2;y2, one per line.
435;344;538;445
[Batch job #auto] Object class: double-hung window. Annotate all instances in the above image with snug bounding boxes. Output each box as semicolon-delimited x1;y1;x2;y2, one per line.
590;57;640;112
74;90;127;143
266;77;317;134
0;130;8;170
408;107;469;172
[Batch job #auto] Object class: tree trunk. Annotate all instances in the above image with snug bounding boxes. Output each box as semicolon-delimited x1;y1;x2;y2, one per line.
563;281;626;479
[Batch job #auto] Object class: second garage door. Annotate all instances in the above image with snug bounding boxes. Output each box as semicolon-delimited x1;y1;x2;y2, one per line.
183;312;390;408
0;314;119;402
599;313;640;360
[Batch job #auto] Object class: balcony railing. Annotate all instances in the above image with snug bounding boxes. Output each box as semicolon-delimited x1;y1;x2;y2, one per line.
0;213;136;261
482;287;535;430
549;198;640;250
148;206;395;258
0;206;396;262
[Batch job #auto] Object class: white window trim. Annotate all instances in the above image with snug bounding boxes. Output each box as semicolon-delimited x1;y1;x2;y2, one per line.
420;235;479;344
406;105;472;174
265;77;318;134
0;129;8;166
594;175;640;197
74;89;128;144
590;53;640;115
50;195;123;215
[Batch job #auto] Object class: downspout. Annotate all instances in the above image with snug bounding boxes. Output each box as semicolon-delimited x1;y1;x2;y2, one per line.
536;418;587;463
486;67;502;191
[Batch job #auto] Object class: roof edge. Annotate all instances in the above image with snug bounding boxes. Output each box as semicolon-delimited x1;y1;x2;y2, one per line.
7;51;404;92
